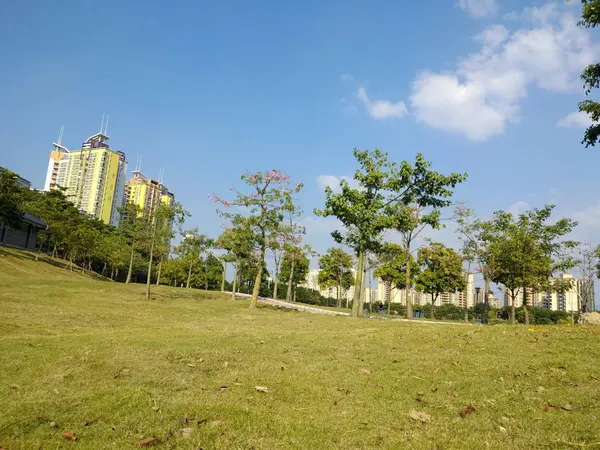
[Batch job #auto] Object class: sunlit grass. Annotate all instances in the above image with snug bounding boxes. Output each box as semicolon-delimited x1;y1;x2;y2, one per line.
1;248;600;449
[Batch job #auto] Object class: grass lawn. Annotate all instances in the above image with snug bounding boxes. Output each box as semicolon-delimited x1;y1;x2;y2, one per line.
1;248;600;449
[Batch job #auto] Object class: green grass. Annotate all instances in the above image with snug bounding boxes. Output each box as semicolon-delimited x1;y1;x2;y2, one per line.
1;248;600;449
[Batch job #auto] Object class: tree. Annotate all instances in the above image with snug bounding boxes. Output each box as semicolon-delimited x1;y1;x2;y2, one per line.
316;149;466;319
317;247;355;308
488;206;577;324
216;216;256;300
177;228;212;289
0;169;26;230
213;170;303;308
456;207;502;324
374;243;419;314
575;0;600;147
145;202;188;299
118;202;147;284
415;243;466;320
280;248;310;302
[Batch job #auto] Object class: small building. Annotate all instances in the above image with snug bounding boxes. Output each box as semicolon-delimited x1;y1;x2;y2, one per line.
0;213;48;250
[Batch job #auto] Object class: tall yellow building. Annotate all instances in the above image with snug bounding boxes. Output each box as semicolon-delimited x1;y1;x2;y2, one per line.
43;131;127;226
123;170;175;216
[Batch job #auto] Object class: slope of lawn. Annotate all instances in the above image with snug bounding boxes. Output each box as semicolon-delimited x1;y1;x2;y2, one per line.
1;248;600;449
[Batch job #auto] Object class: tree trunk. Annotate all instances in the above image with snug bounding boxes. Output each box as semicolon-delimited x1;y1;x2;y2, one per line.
510;291;516;325
405;246;413;319
52;245;57;259
231;264;238;300
186;261;193;289
145;233;156;300
359;260;367;315
273;269;279;300
431;296;436;320
101;262;107;277
36;235;47;261
337;271;342;308
352;251;364;318
110;266;115;280
156;254;163;285
368;268;373;313
482;276;490;324
286;259;296;302
221;261;227;292
387;282;392;315
523;287;530;325
126;240;135;284
250;244;266;308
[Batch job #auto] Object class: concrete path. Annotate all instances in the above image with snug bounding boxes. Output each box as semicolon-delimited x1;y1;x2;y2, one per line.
233;293;472;326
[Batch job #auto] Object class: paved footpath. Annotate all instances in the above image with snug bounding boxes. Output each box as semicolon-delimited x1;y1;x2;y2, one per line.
233;293;472;326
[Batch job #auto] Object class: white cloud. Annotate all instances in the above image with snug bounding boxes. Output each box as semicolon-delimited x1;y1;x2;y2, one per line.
458;0;499;18
317;175;358;193
357;86;408;120
557;111;594;128
410;3;598;140
574;202;600;228
507;200;529;216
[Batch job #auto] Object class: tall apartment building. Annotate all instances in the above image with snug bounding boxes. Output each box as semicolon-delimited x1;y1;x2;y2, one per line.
124;170;175;215
43;131;127;226
375;272;474;307
502;274;584;313
301;268;356;302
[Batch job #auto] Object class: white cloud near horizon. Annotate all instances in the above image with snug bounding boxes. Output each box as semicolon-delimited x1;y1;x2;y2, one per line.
557;111;594;128
356;86;408;120
458;0;499;18
409;3;598;141
316;174;359;193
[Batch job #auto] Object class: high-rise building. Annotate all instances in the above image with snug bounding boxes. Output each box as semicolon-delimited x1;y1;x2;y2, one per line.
502;274;584;313
124;170;175;216
43;130;127;226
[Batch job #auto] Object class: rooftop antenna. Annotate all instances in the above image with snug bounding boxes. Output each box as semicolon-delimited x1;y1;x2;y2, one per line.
158;168;164;185
57;124;64;145
100;113;105;133
104;113;110;135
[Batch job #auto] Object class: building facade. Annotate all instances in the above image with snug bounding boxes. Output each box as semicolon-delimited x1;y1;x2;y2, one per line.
502;274;583;313
43;132;127;226
124;170;175;216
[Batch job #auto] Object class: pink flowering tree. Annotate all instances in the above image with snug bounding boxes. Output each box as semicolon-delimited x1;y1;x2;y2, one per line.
212;170;303;308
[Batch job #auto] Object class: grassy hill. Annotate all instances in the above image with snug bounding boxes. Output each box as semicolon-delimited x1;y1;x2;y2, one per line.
1;248;600;449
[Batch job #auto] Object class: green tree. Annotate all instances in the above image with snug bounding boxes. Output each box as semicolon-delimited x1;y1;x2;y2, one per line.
216;216;256;299
316;149;466;319
145;202;188;299
177;228;212;289
213;170;303;308
0;169;26;230
574;0;600;147
317;247;355;308
374;243;419;314
280;248;310;302
415;243;466;320
118;202;147;284
488;206;577;324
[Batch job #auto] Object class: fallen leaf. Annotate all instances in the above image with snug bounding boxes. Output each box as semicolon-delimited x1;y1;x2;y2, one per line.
54;388;61;395
536;386;546;393
151;406;160;412
181;427;194;438
459;405;476;418
187;363;196;368
359;368;371;375
49;421;58;428
223;361;229;367
544;403;559;412
499;426;507;433
408;410;431;423
500;416;510;425
255;385;268;393
219;386;230;392
62;431;78;441
562;404;574;411
10;384;20;390
591;375;599;381
137;436;159;447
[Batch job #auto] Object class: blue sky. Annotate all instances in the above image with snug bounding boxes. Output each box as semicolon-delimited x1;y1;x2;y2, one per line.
2;0;599;281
